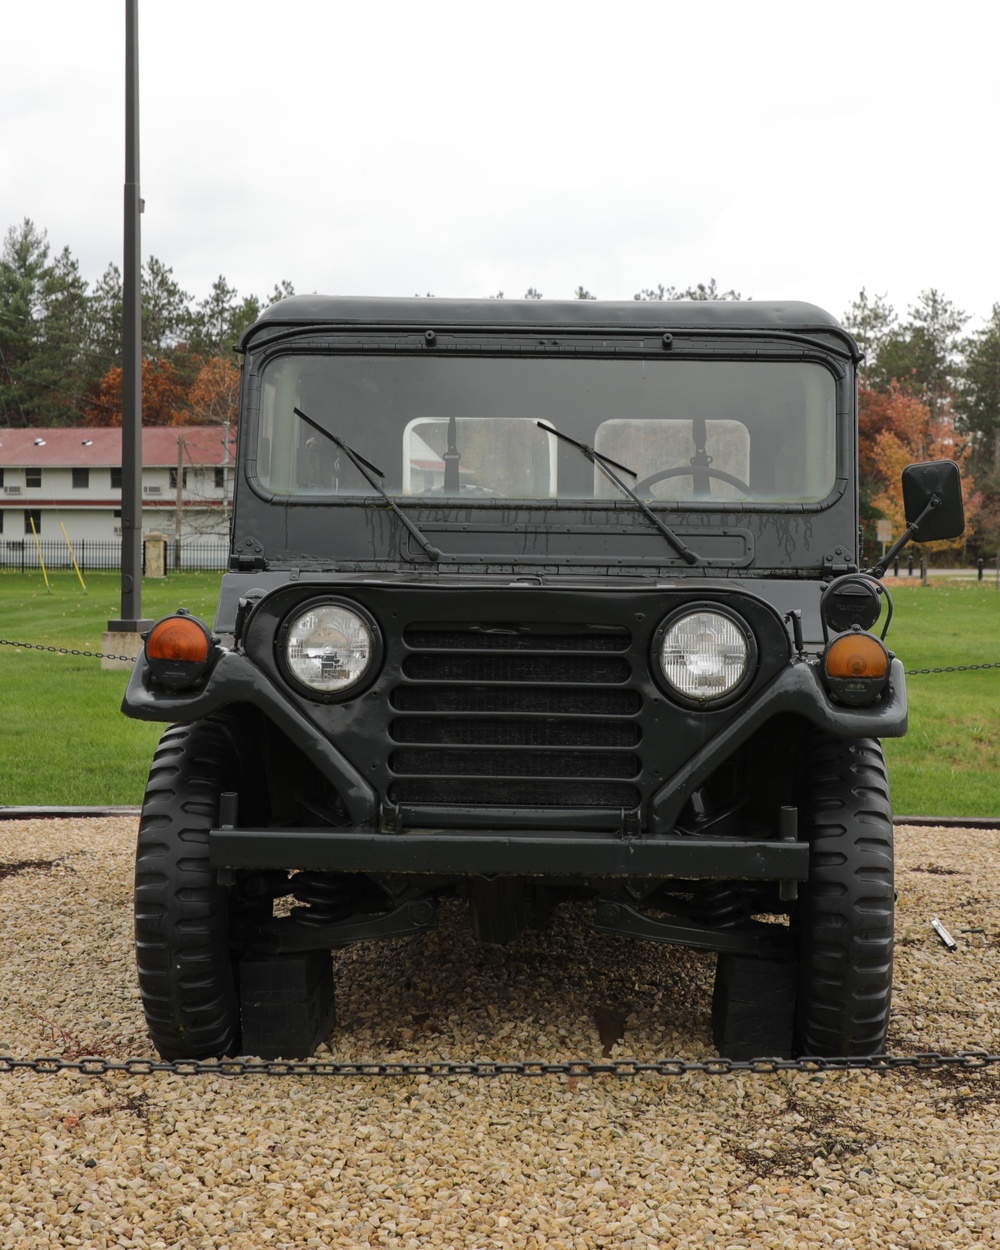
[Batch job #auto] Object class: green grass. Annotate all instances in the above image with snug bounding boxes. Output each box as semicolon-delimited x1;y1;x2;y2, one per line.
0;570;222;805
879;578;1000;818
0;569;996;815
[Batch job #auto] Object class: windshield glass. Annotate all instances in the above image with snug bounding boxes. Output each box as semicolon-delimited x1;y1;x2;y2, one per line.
254;354;837;504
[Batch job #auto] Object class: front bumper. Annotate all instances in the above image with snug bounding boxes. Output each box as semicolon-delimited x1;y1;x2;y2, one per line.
209;825;809;880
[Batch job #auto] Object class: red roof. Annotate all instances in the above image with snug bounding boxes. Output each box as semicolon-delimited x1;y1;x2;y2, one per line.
0;427;231;469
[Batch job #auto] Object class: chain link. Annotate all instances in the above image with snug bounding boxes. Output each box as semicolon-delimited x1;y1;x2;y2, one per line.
1;1050;999;1080
905;662;1000;675
4;636;997;677
0;638;136;664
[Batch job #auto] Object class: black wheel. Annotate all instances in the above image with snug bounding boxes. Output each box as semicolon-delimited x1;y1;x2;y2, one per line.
794;732;894;1057
134;716;264;1060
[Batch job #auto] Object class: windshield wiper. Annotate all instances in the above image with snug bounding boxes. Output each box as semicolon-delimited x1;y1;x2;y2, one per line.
294;407;442;562
538;423;699;565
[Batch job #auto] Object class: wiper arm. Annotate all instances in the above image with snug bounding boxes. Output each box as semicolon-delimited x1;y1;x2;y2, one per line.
538;423;699;566
294;407;442;562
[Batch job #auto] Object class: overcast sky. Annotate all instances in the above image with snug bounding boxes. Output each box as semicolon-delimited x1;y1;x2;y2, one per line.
3;1;998;330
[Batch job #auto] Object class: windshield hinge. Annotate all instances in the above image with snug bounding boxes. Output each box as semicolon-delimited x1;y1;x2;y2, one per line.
821;546;857;576
231;537;267;571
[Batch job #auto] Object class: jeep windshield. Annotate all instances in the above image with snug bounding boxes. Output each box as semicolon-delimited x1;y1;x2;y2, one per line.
253;354;837;505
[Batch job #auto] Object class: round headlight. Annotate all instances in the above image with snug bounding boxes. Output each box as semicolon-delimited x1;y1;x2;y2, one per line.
658;610;752;702
281;602;377;696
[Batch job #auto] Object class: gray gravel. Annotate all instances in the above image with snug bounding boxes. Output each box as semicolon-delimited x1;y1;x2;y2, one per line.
2;817;1000;1249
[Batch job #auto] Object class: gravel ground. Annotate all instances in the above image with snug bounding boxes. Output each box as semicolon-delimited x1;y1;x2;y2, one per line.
2;817;1000;1250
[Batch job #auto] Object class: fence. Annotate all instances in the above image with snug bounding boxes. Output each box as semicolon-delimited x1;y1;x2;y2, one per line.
0;538;230;573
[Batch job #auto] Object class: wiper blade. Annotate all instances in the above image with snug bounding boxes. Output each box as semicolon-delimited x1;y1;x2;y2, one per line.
538;423;699;566
294;407;442;562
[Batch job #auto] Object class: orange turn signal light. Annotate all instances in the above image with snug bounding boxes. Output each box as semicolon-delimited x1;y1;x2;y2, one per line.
821;630;891;706
144;613;216;689
824;632;889;680
147;615;211;663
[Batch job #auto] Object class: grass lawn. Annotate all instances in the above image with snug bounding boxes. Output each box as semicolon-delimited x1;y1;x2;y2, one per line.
0;569;996;815
0;570;221;806
879;577;1000;818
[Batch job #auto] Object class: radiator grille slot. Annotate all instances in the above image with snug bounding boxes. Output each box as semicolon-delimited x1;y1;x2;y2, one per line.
388;622;642;810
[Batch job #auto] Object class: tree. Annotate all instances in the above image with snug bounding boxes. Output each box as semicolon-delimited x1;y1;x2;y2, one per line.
142;256;192;356
869;385;978;556
86;263;123;376
574;286;596;300
873;289;967;415
0;220;94;426
634;279;741;302
82;357;190;427
958;303;1000;473
842;289;897;386
184;356;240;426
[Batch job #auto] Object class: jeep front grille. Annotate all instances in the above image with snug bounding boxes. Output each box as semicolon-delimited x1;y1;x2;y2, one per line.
387;624;642;809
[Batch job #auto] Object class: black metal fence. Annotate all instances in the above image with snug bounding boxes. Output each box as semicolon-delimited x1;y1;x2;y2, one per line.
0;539;230;573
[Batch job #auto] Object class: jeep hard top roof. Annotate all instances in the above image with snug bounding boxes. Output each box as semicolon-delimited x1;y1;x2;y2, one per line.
240;295;858;357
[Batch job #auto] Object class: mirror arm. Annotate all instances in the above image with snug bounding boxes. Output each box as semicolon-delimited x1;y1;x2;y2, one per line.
867;494;941;578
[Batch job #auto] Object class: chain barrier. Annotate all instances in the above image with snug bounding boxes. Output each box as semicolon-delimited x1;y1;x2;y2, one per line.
3;636;999;677
0;638;136;664
2;1050;1000;1080
905;662;1000;675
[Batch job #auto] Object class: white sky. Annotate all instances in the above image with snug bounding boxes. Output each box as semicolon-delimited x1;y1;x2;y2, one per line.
3;1;998;330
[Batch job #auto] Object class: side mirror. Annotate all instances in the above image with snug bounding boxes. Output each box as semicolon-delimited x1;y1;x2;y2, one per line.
902;460;965;542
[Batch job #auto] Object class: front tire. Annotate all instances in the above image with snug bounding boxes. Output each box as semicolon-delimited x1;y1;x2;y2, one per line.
794;733;895;1057
133;716;262;1059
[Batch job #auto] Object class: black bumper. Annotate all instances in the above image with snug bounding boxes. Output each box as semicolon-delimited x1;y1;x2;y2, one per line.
209;826;809;880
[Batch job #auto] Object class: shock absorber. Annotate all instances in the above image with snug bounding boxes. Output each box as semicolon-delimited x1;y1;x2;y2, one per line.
694;880;751;929
289;872;359;927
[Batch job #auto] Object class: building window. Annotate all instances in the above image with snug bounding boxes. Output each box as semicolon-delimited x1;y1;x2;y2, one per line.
214;467;225;490
24;509;41;535
111;467;122;489
0;510;4;533
0;468;4;487
169;468;189;489
72;467;90;489
26;468;42;488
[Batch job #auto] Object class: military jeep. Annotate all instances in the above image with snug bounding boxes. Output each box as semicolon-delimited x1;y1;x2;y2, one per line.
123;295;964;1061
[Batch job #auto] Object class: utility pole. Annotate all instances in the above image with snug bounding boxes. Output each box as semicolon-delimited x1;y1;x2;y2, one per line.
174;433;185;570
103;0;152;666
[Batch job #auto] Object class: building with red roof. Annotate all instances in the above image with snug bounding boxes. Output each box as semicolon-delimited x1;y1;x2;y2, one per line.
0;426;232;550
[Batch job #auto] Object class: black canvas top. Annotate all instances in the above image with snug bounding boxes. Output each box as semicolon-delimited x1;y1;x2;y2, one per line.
241;295;855;353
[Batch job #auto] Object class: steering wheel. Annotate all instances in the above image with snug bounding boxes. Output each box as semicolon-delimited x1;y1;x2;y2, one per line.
633;466;753;498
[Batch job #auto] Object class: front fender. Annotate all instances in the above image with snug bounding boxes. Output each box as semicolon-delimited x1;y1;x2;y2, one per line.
122;650;379;826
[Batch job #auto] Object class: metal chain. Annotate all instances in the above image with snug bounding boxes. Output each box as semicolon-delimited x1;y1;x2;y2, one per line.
1;1050;999;1080
4;636;997;677
0;638;136;664
905;662;1000;675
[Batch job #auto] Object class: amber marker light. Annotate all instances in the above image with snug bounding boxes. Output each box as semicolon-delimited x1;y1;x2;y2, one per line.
822;630;890;706
145;612;216;689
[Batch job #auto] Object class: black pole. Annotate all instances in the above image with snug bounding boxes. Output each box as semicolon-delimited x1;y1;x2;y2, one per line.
110;0;150;635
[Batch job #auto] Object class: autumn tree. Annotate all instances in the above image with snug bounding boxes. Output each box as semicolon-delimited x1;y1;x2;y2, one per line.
183;356;240;426
82;357;190;427
869;382;977;555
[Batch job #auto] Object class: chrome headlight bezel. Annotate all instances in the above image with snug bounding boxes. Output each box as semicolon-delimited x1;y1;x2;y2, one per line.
652;604;757;707
276;597;382;701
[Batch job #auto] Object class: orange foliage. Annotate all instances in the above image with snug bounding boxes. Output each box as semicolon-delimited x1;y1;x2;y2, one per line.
869;383;979;550
83;357;190;427
182;356;240;426
858;384;933;483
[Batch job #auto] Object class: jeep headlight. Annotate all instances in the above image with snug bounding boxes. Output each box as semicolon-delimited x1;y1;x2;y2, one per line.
280;600;378;697
657;609;753;702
